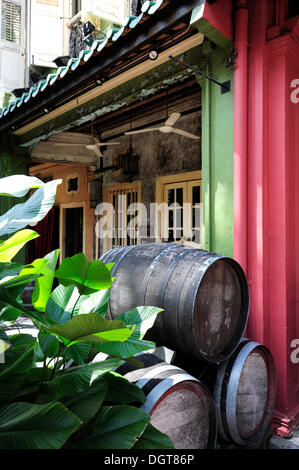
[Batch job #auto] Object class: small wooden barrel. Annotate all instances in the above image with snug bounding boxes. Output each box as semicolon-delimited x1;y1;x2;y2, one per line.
175;338;277;447
101;243;249;362
116;352;217;449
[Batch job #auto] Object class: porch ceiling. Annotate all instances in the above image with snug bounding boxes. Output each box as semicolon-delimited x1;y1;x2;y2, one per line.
0;0;206;139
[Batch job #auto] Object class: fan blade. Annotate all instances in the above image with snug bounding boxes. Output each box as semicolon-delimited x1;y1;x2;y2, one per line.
92;147;103;158
125;128;160;135
94;142;120;147
171;128;200;140
165;112;181;127
54;143;86;147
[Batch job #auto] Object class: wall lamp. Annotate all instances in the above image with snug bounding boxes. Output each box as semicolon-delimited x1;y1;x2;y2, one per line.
149;50;159;61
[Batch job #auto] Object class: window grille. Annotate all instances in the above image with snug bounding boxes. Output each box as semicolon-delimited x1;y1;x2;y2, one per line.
1;1;21;43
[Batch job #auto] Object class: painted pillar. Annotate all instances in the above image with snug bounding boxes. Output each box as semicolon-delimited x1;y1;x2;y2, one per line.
190;2;234;257
246;0;299;435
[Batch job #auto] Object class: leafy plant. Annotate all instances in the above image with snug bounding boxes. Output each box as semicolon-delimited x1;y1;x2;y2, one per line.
0;174;174;449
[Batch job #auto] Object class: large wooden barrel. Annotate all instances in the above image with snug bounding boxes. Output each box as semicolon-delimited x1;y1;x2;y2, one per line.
174;338;277;447
100;243;249;362
116;351;217;449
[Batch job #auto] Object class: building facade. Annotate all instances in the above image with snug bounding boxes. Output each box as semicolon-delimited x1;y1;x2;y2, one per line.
0;0;298;437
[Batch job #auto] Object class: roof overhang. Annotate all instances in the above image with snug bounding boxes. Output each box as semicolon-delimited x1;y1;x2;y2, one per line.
0;0;208;136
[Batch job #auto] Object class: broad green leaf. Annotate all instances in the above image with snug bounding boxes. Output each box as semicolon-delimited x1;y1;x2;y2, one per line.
117;306;163;340
106;263;115;272
42;358;121;398
0;273;42;299
6;334;36;351
49;313;134;345
0;345;34;403
0;287;53;330
133;423;174;449
95;306;163;358
103;372;146;405
19;259;48;277
0;401;81;449
0;230;39;262
0;305;21;322
63;380;107;423
38;331;60;358
62;341;92;365
0;334;36;371
68;405;150;449
0;179;62;237
77;288;110;317
0;262;23;280
93;336;156;359
0;175;44;198
45;284;80;324
32;249;60;312
55;254;112;295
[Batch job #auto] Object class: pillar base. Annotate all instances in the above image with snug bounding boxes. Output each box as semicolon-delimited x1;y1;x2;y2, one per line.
271;404;299;437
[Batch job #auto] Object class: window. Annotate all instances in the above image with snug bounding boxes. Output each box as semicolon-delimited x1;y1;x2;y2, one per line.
67;176;79;193
156;171;202;247
99;181;141;255
1;1;21;43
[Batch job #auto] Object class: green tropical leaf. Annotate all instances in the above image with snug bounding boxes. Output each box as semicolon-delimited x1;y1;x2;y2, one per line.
68;405;150;449
0;230;39;262
0;287;53;330
49;313;134;345
63;380;107;423
45;284;80;324
55;254;112;295
0;401;81;449
94;306;162;358
0;273;41;300
117;306;163;340
0;175;44;198
76;288;110;317
94;337;156;359
0;262;23;280
42;358;121;399
103;372;146;405
0;345;34;403
38;331;60;358
133;423;174;449
32;249;60;312
0;179;62;237
62;341;92;365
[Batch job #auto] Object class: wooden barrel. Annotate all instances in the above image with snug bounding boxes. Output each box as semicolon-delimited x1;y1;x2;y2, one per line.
100;243;249;362
116;351;217;449
174;338;277;447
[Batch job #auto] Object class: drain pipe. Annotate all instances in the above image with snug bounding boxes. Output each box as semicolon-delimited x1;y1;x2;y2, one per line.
233;0;249;275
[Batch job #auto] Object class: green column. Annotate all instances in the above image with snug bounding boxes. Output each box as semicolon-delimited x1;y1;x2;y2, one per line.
0;134;30;263
192;36;234;257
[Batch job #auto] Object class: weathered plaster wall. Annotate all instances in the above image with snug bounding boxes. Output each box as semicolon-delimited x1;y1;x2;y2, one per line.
102;110;202;219
29;163;94;260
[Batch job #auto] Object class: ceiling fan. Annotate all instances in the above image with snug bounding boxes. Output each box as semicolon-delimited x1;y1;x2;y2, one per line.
124;112;200;140
54;123;120;157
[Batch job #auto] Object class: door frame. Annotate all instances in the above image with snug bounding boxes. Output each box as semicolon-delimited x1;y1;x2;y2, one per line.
59;201;86;262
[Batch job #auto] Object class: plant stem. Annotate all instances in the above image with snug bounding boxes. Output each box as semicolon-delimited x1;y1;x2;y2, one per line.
71;293;81;318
